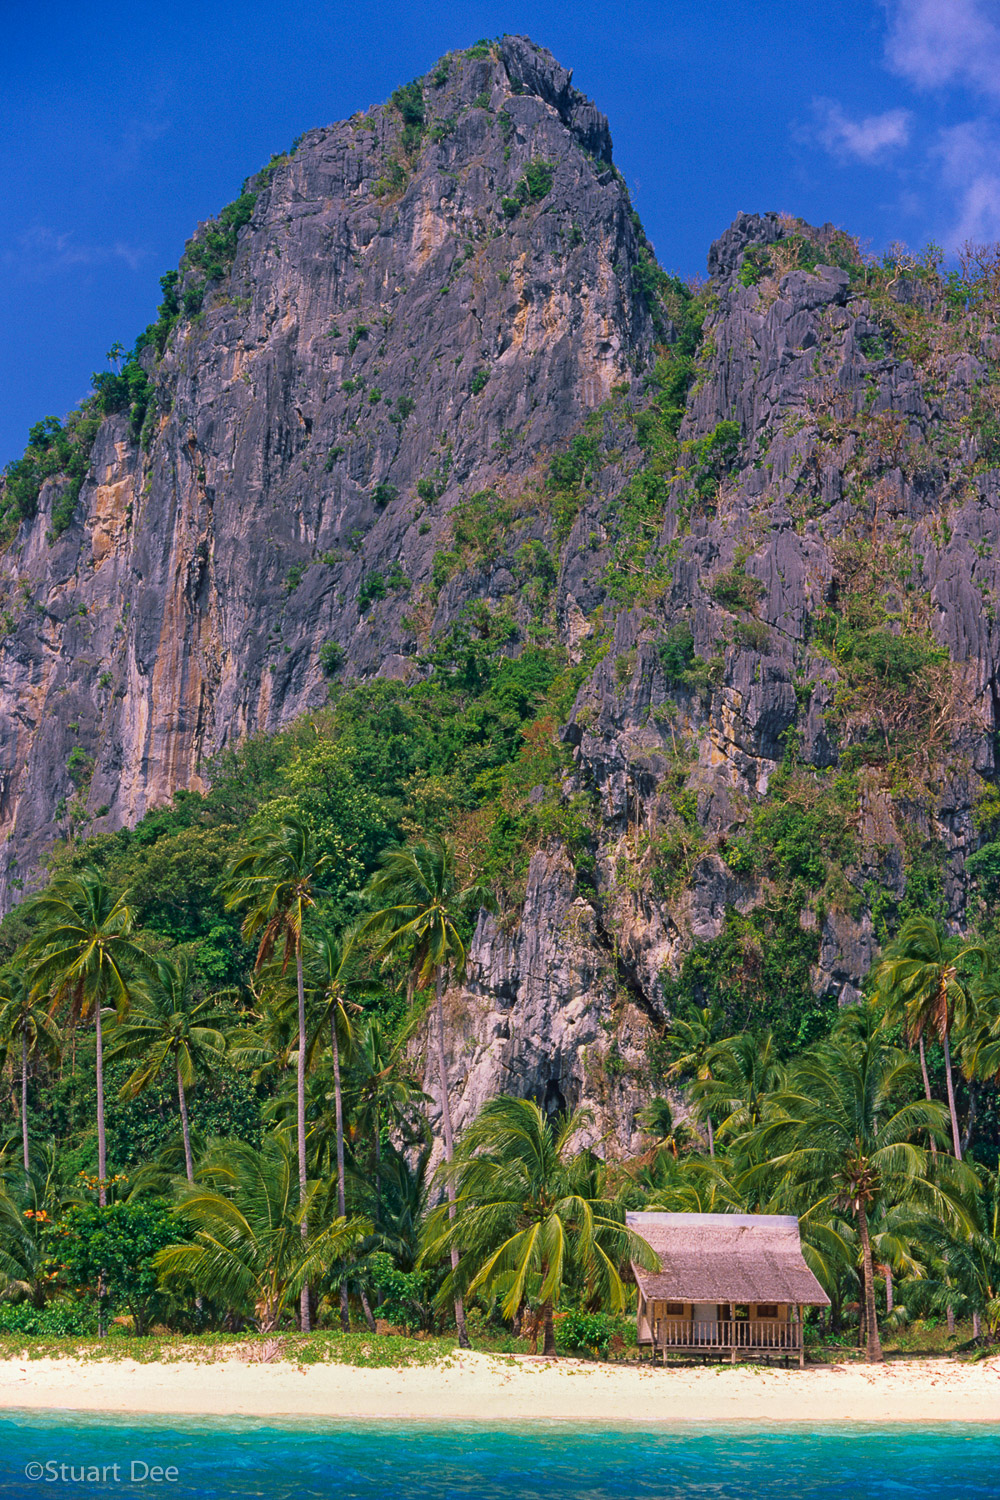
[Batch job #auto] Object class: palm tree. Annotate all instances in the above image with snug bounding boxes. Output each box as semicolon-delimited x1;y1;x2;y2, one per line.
155;1134;368;1332
873;916;981;1159
899;1165;1000;1341
104;956;228;1183
663;1006;723;1155
305;929;373;1331
222;815;328;1330
20;870;144;1206
359;835;494;1348
635;1097;699;1160
695;1030;784;1146
346;1016;428;1238
752;1006;971;1361
0;972;61;1179
956;969;1000;1156
638;1151;747;1214
423;1096;657;1356
371;1140;432;1274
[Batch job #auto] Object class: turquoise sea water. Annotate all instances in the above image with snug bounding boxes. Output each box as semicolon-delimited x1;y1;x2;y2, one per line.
0;1413;997;1499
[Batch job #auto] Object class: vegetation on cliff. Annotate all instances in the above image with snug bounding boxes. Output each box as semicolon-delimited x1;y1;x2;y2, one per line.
2;39;1000;1357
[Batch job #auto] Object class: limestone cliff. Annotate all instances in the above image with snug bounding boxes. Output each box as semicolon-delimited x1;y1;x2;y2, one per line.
2;39;999;1151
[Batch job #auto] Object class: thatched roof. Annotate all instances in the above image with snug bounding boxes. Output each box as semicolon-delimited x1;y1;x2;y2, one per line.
627;1211;830;1306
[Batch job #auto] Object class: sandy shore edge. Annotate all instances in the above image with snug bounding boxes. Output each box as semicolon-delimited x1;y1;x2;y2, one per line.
0;1351;998;1423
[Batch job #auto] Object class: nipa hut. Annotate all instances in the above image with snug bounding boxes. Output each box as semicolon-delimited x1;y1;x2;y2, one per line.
627;1211;831;1365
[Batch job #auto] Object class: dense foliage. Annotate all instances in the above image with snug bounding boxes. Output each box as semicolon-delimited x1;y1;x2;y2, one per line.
5;100;1000;1361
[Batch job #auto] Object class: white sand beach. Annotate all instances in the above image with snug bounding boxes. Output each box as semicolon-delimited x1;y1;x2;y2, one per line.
0;1351;997;1423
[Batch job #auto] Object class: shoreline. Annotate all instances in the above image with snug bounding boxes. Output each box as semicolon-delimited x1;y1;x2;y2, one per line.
1;1351;998;1424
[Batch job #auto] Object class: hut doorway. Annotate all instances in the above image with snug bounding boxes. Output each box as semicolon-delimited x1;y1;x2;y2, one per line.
692;1302;718;1344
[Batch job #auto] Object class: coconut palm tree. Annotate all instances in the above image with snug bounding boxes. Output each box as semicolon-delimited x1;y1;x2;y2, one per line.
346;1016;428;1237
635;1096;699;1160
873;916;982;1159
154;1133;368;1332
0;972;61;1179
752;1006;972;1361
221;815;329;1330
695;1029;784;1147
901;1165;1000;1342
304;928;377;1331
423;1095;658;1356
955;968;1000;1156
663;1006;724;1155
20;870;144;1206
358;835;494;1348
104;956;229;1183
638;1150;747;1214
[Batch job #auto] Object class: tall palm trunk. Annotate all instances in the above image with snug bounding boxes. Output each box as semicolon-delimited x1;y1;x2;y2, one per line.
331;1009;349;1332
177;1057;194;1184
372;1112;383;1311
295;940;310;1333
541;1298;556;1357
95;1004;107;1207
961;1082;978;1157
21;1030;30;1180
856;1202;883;1363
882;1262;893;1314
434;968;469;1349
94;1003;108;1340
918;1036;937;1156
706;1113;715;1158
374;1108;382;1230
941;1028;962;1159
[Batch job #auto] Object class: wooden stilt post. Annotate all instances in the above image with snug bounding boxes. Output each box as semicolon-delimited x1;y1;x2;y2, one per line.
797;1305;804;1368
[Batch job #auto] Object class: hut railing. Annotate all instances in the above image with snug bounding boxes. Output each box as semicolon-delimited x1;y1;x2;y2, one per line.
653;1318;801;1350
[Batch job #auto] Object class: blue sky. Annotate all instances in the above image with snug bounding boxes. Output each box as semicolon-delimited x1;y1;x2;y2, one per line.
3;0;999;465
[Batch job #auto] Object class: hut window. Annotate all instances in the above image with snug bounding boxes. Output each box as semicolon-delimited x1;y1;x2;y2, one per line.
756;1304;779;1320
734;1303;750;1321
665;1302;684;1316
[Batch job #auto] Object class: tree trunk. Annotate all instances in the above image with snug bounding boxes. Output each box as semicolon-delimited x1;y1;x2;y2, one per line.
856;1202;883;1362
882;1262;893;1314
947;1302;955;1336
295;941;310;1334
95;1005;107;1206
331;1009;349;1334
942;1028;962;1159
359;1287;376;1334
177;1058;195;1184
21;1030;30;1181
706;1114;715;1159
374;1109;382;1231
94;1004;107;1339
961;1081;978;1158
918;1035;937;1156
541;1299;556;1357
434;968;469;1349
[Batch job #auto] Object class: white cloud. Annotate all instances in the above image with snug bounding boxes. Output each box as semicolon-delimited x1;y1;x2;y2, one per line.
5;227;145;277
811;97;912;161
884;0;1000;99
935;119;1000;244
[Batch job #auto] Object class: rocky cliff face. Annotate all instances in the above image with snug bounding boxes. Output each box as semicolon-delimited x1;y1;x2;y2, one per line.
3;39;999;1151
0;36;654;898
